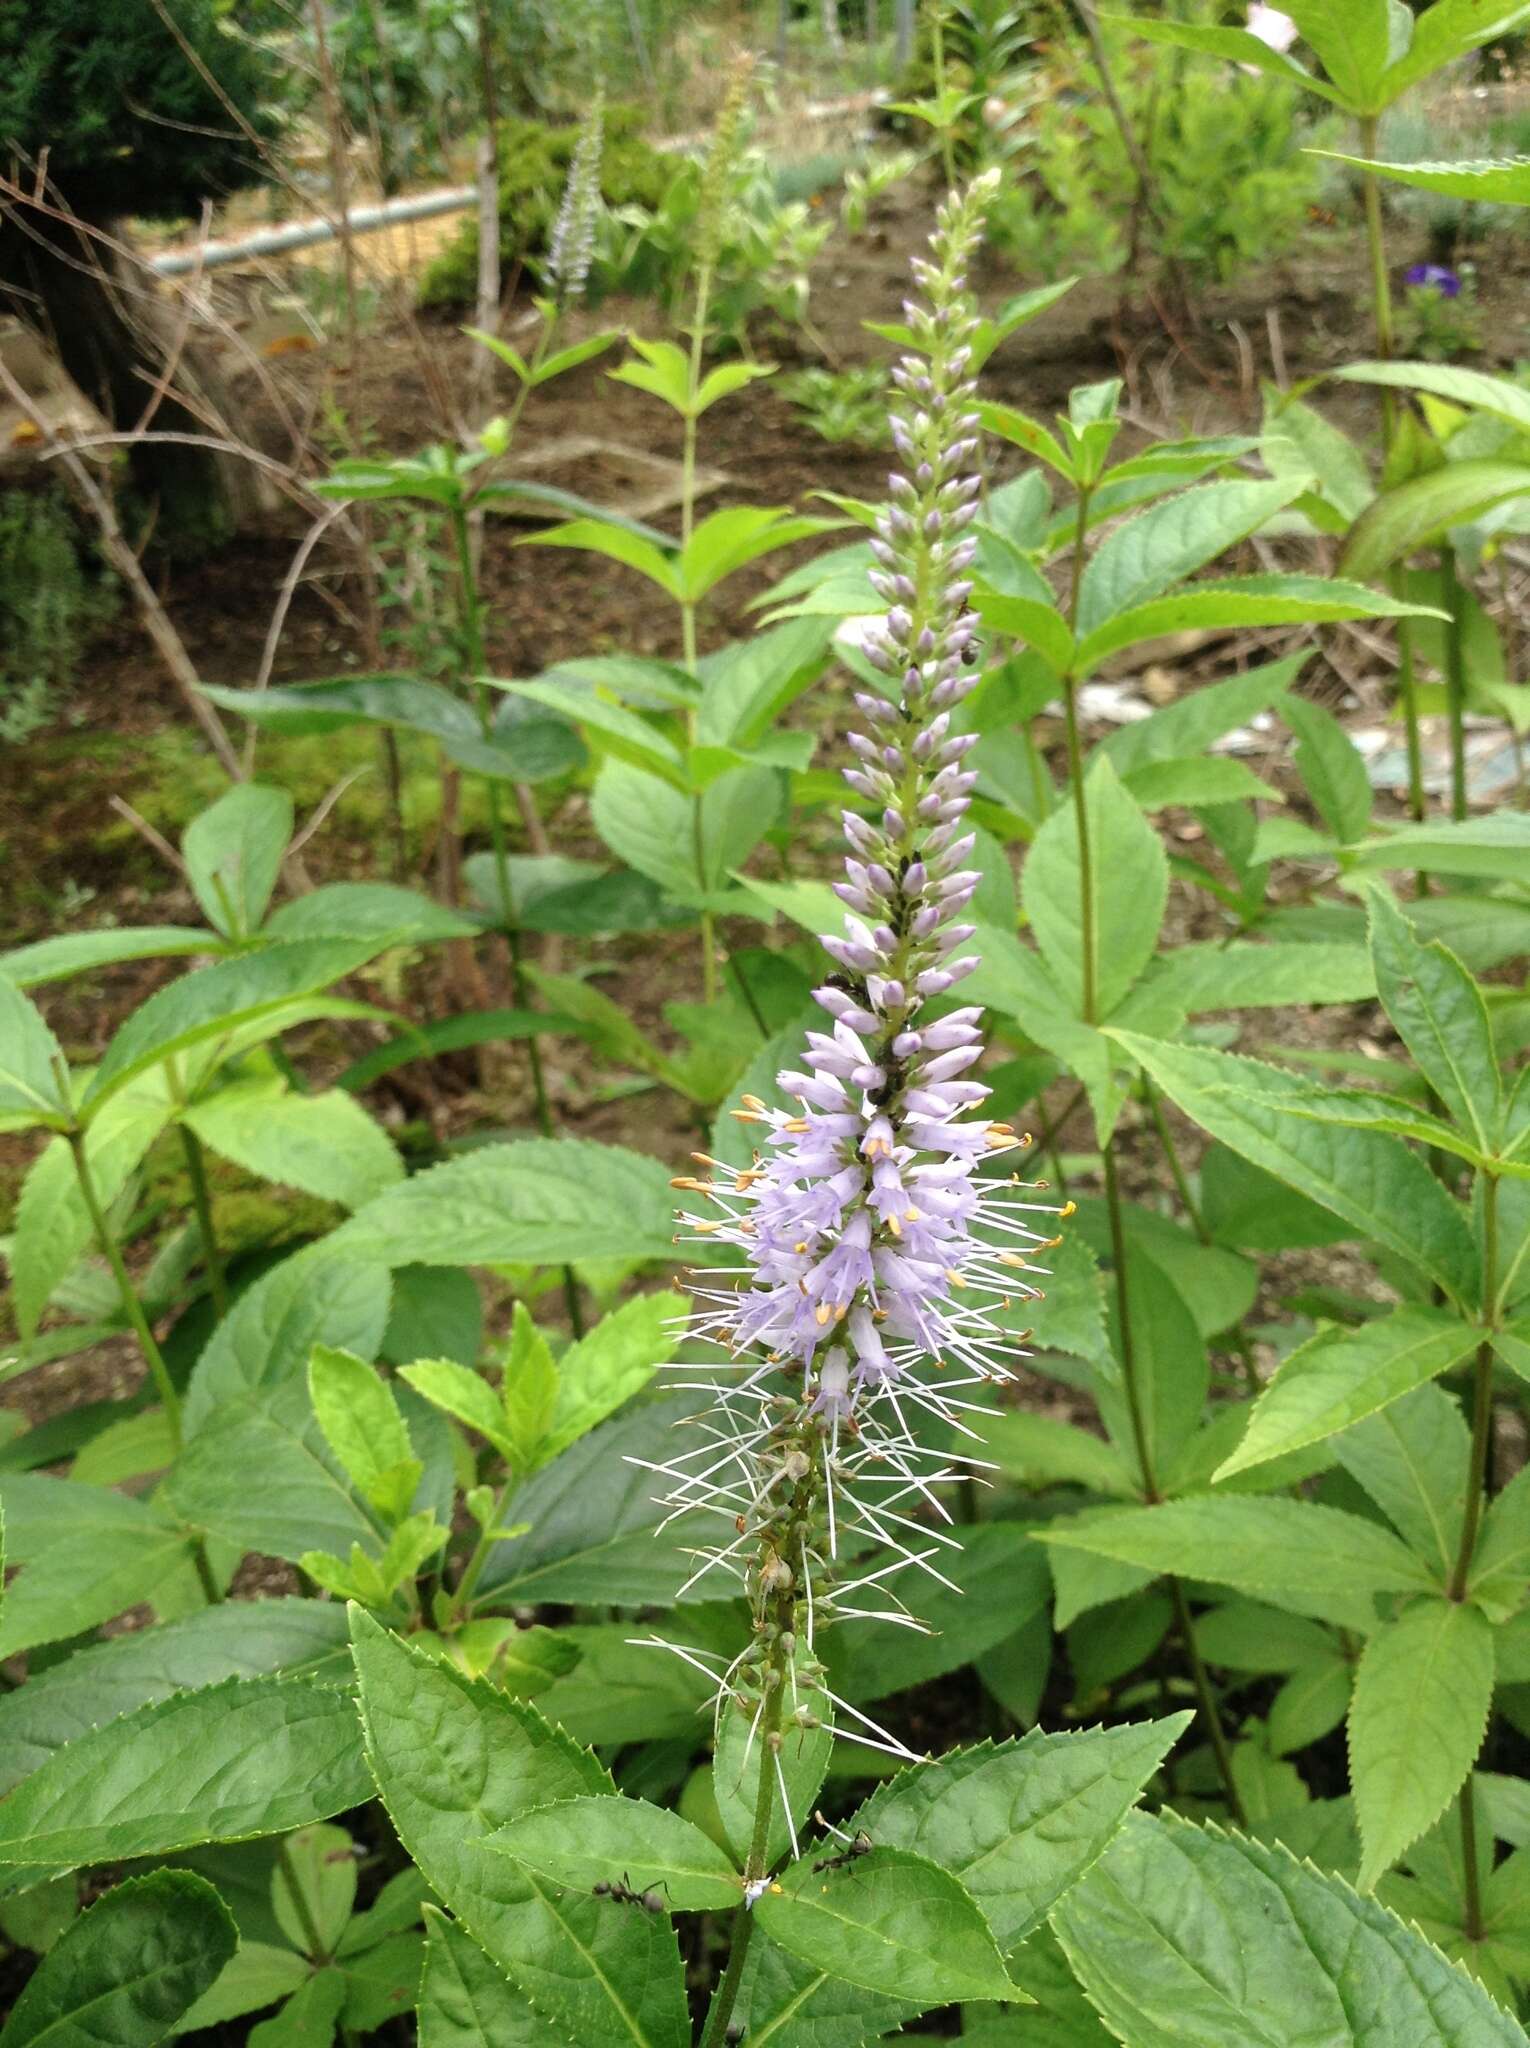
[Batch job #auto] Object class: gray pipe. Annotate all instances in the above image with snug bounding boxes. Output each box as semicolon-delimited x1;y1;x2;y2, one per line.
149;185;475;276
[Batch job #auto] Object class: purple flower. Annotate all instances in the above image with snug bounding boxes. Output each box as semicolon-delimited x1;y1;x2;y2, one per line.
1405;262;1461;298
646;175;1068;1644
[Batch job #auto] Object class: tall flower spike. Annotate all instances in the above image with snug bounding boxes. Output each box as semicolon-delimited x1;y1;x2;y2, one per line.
695;57;754;272
544;95;604;307
645;173;1066;1709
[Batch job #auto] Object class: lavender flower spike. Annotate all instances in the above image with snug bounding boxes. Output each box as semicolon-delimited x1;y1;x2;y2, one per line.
649;174;1068;1654
544;96;604;307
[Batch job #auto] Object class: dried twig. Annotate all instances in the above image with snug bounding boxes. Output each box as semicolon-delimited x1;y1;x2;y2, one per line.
0;355;244;778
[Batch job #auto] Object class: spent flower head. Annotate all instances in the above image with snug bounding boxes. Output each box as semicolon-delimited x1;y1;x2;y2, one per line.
641;173;1067;1730
544;94;604;307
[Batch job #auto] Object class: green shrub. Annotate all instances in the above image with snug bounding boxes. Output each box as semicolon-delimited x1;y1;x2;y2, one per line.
0;487;115;743
418;104;672;310
0;0;277;223
988;50;1332;285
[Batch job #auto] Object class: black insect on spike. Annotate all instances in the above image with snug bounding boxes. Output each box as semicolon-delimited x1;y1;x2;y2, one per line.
812;1829;873;1873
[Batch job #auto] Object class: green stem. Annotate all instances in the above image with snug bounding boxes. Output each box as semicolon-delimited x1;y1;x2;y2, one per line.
1358;118;1395;365
277;1835;333;1964
1031;1079;1087;1199
1443;544;1471;825
449;1474;520;1623
1391;570;1431;900
1449;1172;1500;1602
683;259;719;1006
1102;1140;1157;1502
930;1;958;192
179;1124;229;1321
450;495;578;1330
1063;493;1097;1028
1452;1169;1502;1929
69;1128;185;1453
69;1128;221;1602
1143;1077;1207;1245
1460;1777;1484;1944
701;1647;786;2048
1170;1576;1246;1827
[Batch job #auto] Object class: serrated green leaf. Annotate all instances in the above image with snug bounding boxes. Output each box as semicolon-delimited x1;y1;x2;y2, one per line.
733;1933;914;2047
398;1359;512;1460
489;1795;740;1909
1022;758;1165;1020
173;1941;312;2036
1075;480;1300;636
1073;575;1431;673
308;1346;420;1521
0;927;216;991
1321;152;1530;204
0;1677;372;1871
333;1139;675;1267
272;1823;357;1956
499;1304;558;1473
0;1475;191;1659
1334;1384;1468;1578
756;1848;1016;2005
183;1082;402;1211
0;1598;350;1796
0;1870;235;2048
1125;15;1346;104
81;943;380;1116
541;1289;684;1463
247;1966;346;2046
0;977;68;1127
1368;891;1501;1153
417;1910;544;2047
1216;1308;1480;1477
825;1523;1051;1702
1052;1809;1527;2045
1034;1497;1431;1631
853;1717;1188;1948
182;784;292;941
1344;459;1530;578
166;1389;380;1564
348;1610;688;2046
1282;695;1372;845
184;1247;391;1433
1142;941;1375;1015
519;516;680;597
1350;1596;1493;1889
1111;1034;1479;1308
1100;657;1305;776
474;1400;706;1610
975;1412;1130;1496
1350;813;1530;882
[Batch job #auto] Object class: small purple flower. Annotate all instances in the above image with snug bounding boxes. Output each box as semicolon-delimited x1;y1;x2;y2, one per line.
1405;263;1461;298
